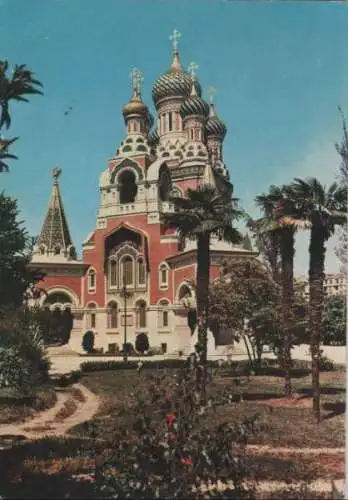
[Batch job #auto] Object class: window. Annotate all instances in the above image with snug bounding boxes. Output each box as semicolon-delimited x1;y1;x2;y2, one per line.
168;112;173;131
175;112;181;131
109;260;117;288
159;264;169;288
107;301;118;329
54;246;61;255
158;300;170;328
161;343;167;354
122;256;133;286
136;300;147;328
137;257;146;286
119;170;138;204
87;303;96;329
88;269;96;291
40;246;45;255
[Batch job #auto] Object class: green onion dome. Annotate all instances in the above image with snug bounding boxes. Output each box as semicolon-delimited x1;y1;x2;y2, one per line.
152;51;202;108
206;103;227;138
180;81;209;120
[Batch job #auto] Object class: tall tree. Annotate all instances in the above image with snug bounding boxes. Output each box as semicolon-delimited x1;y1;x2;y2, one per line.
0;60;43;172
250;185;301;397
0;193;42;306
162;184;243;403
335;108;348;271
289;177;347;422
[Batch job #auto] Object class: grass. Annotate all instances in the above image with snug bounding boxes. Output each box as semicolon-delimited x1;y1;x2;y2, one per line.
0;365;344;498
0;385;57;425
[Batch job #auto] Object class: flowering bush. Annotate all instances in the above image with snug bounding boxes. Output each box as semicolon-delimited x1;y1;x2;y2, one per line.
94;355;258;498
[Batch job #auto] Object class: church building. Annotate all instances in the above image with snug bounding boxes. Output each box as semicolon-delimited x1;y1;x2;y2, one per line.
29;30;253;354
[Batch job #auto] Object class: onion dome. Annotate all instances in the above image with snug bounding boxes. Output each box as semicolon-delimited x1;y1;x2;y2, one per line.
152;51;201;108
206;103;227;139
180;80;209;120
123;68;149;118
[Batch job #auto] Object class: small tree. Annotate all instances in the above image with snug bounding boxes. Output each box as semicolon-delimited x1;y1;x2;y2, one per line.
135;333;150;353
82;330;95;353
322;295;346;346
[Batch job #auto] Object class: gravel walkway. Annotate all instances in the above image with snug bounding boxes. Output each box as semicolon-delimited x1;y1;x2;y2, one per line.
0;384;99;444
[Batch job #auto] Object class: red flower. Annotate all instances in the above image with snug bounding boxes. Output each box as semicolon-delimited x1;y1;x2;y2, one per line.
168;432;178;442
181;456;193;465
166;414;176;426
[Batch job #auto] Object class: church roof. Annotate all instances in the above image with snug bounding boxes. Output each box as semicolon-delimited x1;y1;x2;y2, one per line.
36;168;73;253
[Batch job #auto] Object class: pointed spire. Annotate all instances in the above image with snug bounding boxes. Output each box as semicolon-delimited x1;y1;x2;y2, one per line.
36;168;74;257
169;29;182;71
207;86;217;116
188;62;199;96
202;163;216;188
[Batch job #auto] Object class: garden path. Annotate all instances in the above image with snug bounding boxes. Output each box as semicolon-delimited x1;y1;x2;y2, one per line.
0;383;99;446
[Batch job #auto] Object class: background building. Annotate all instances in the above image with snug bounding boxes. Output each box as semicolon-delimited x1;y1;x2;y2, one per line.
296;273;347;300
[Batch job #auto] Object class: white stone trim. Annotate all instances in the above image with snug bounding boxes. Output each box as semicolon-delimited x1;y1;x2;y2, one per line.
40;286;80;308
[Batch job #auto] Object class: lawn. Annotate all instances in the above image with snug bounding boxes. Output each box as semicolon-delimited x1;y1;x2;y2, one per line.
0;385;57;425
0;365;344;499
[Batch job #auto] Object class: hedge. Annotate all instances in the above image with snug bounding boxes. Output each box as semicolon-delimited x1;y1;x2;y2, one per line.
81;359;188;372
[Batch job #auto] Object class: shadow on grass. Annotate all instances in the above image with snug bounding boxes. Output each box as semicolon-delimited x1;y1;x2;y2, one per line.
298;387;345;397
322;401;346;420
1;472;97;499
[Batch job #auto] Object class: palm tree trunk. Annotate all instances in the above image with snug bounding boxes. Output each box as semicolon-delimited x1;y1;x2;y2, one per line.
195;233;210;405
279;228;295;398
309;225;326;423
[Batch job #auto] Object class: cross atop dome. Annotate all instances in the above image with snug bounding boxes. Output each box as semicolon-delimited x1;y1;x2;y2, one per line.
130;68;143;98
169;29;181;52
188;61;199;78
52;167;61;185
207;86;217;103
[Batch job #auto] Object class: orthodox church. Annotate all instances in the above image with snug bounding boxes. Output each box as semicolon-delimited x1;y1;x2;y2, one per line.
29;31;253;355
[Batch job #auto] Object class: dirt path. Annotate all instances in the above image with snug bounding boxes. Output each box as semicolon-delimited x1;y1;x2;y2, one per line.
0;384;99;445
245;444;345;454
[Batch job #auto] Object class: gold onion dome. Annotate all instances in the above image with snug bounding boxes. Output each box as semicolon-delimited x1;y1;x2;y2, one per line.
206;102;227;139
123;68;149;117
180;79;209;120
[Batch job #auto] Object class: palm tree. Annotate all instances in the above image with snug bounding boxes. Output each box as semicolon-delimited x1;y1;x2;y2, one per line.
0;137;17;172
0;61;43;129
251;185;300;398
288;177;347;422
0;60;42;172
162;184;243;403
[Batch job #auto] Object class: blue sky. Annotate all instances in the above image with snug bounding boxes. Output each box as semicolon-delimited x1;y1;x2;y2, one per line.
1;0;347;275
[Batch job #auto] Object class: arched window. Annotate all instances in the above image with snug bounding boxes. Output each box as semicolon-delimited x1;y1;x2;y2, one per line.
137;257;146;286
158;300;170;328
122;256;134;286
88;269;96;291
54;246;61;255
109;260;118;288
159;263;169;289
136;300;147;328
87;303;96;329
40;246;45;255
159;170;171;202
119;170;138;204
168;112;173;131
107;301;118;329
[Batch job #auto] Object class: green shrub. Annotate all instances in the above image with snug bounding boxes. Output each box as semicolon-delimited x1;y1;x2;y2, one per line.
0;307;50;394
94;355;257;499
135;333;149;354
82;331;95;353
319;354;334;371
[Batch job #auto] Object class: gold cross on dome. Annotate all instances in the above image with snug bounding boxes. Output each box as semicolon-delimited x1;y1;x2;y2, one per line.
188;61;199;78
129;68;143;95
169;29;181;51
207;86;217;103
52;167;61;184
